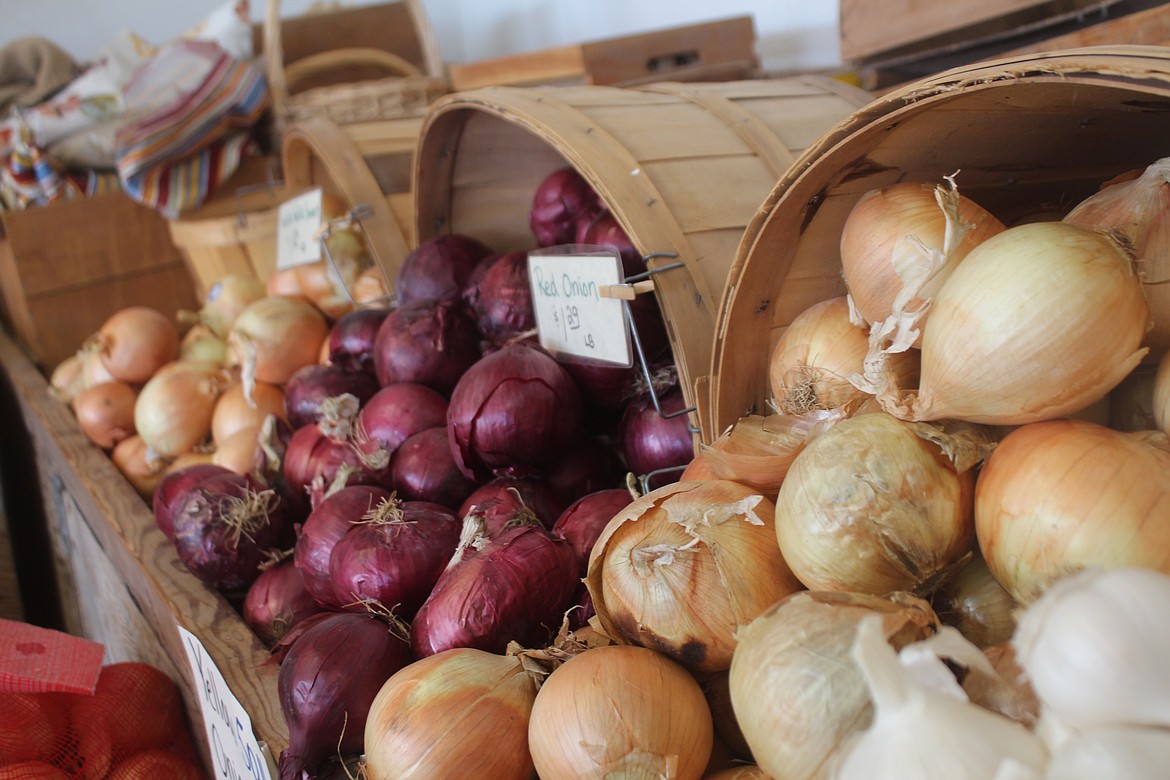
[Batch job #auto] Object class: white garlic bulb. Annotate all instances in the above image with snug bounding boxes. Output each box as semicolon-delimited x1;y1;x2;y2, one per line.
1045;725;1170;780
1012;567;1170;731
833;615;1047;780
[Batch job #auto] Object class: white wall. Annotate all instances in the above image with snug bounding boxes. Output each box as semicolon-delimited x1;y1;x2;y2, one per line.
0;0;842;74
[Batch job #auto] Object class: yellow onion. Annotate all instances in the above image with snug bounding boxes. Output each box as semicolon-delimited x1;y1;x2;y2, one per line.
698;411;846;498
363;647;540;780
227;296;329;400
187;273;267;338
529;644;713;780
840;180;1005;337
774;412;982;596
134;361;229;458
1154;351;1170;435
211;380;286;445
872;221;1149;425
930;552;1018;648
1064;158;1170;355
72;380;138;450
49;353;85;404
769;296;918;415
179;323;228;366
704;768;771;780
110;434;169;501
728;590;937;780
586;479;804;673
975;418;1170;604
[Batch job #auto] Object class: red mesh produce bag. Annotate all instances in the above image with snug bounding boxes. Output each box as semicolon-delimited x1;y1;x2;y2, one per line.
0;622;206;778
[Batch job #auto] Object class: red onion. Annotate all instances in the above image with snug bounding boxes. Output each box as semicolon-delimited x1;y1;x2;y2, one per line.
462;250;536;345
544;435;626;505
353;382;448;463
283;422;392;503
458;477;564;532
372;298;482;394
251;415;309;522
396;233;494;305
552;488;633;573
576;209;643;274
530;167;604;247
561;359;639;412
277;612;412;780
294;484;397;609
243;558;324;646
447;343;584;481
410;516;578;657
328;498;461;618
171;471;296;591
389;426;479;510
620;380;696;490
153;463;233;541
283;364;379;430
328;307;390;373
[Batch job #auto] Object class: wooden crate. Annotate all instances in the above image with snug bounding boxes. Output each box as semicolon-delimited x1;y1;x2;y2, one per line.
413;78;871;443
843;0;1170;91
0;192;198;372
708;45;1170;437
448;16;759;90
0;329;286;770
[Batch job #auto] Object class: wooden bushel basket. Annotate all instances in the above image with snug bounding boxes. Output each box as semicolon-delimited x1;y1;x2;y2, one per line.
707;45;1170;439
413;78;871;442
263;0;448;140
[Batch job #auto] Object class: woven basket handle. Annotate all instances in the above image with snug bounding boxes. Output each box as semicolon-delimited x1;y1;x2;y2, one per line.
284;48;423;92
282;116;411;284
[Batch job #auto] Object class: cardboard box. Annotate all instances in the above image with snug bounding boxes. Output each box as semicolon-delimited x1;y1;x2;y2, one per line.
0;192;198;370
448;16;759;90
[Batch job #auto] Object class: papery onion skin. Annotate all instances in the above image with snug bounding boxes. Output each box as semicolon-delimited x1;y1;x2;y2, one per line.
897;222;1149;425
353;382;449;467
462;250;536;345
410;522;578;657
528;644;713;780
171;472;295;591
447;343;584;481
458;477;564;533
775;412;977;596
212;380;286;445
96;306;181;384
372;298;482;394
328;500;461;618
283;422;391;499
728;590;938;780
975;418;1170;604
283;363;379;430
769;296;919;415
396;233;494;305
587;479;803;673
328;307;391;374
134;361;226;458
72;380;138;450
228;296;330;387
363;647;539;780
551;488;633;573
294;484;397;609
389;426;479;510
242;558;324;646
530;166;604;247
278;613;412;780
840;181;1005;335
152;463;234;541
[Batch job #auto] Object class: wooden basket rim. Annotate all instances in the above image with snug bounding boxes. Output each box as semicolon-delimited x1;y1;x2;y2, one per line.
709;44;1170;436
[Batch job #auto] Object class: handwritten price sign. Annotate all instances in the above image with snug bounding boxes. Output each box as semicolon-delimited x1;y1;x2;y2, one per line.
276;188;324;270
528;248;631;366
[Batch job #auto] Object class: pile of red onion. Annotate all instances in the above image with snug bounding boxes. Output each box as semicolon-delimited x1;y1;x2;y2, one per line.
222;167;714;776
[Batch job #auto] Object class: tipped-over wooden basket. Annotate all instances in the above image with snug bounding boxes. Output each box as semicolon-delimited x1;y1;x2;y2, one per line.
707;45;1170;439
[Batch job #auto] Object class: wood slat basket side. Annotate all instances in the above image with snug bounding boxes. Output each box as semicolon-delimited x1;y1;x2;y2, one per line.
263;0;448;141
708;44;1170;437
413;79;870;443
0;332;287;767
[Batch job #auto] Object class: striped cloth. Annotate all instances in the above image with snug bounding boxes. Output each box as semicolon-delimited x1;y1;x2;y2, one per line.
0;131;124;211
115;40;268;217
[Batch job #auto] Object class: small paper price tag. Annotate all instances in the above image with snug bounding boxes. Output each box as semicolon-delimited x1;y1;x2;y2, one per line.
276;188;324;270
528;248;631;366
179;627;275;780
